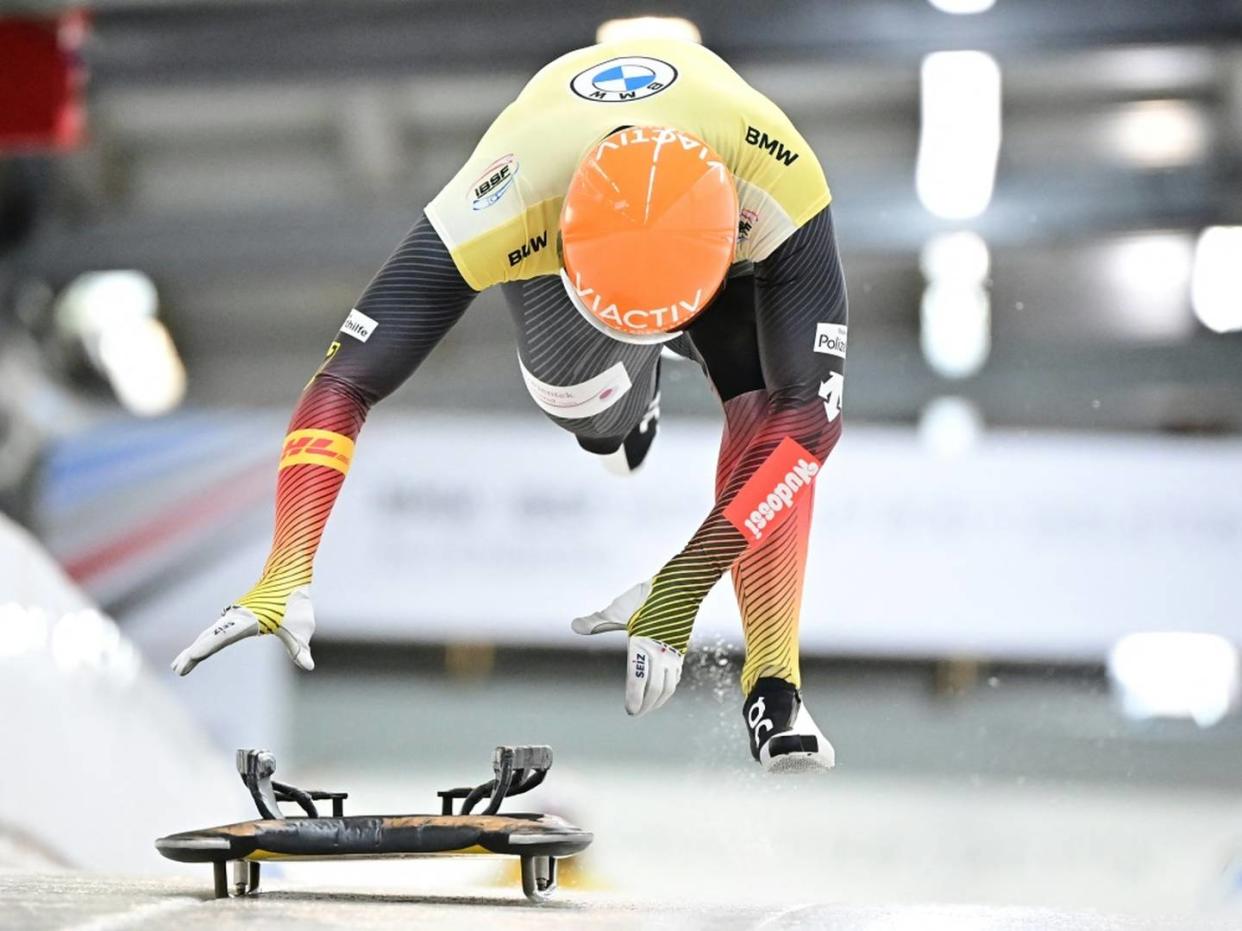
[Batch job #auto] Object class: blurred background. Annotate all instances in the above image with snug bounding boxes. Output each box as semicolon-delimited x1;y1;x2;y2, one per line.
1;0;1241;926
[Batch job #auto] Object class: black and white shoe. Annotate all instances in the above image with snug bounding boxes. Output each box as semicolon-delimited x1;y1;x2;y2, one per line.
596;389;659;476
743;677;835;773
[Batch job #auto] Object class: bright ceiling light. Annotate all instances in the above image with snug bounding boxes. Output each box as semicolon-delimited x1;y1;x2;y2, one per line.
920;232;992;379
98;318;187;418
921;283;991;379
920;230;991;282
1110;99;1209;168
54;270;187;417
1109;632;1240;728
597;17;701;44
1192;226;1242;334
919;396;984;458
928;0;996;13
917;51;1002;220
1105;233;1195;342
56;270;158;334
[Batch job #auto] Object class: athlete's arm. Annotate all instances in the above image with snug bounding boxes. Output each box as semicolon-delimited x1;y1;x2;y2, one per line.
172;216;477;675
626;206;847;655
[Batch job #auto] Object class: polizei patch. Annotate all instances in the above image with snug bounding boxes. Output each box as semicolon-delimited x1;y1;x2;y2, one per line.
814;323;848;359
570;56;678;102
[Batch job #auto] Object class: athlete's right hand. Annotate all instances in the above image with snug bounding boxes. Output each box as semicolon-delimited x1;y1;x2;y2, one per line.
572;579;684;716
171;585;316;676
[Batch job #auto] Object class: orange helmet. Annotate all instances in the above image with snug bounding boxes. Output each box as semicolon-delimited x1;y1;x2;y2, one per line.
559;126;738;345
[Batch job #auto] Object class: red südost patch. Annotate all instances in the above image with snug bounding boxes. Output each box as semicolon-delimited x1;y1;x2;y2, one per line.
723;437;820;544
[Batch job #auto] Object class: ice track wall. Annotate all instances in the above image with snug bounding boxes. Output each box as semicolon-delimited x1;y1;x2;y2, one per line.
0;514;247;873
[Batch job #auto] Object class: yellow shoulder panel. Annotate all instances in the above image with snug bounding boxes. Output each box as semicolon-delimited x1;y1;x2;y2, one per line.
426;40;831;291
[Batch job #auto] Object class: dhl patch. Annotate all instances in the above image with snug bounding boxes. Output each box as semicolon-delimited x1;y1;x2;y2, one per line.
279;429;354;474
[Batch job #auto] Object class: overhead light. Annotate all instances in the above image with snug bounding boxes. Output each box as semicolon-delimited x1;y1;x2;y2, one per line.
918;396;984;458
920;229;991;282
1109;99;1209;168
1093;46;1216;94
917;51;1002;220
55;270;187;417
56;270;158;333
1109;632;1240;728
920;232;991;379
97;317;187;418
921;284;991;379
597;17;701;44
1192;226;1242;334
1104;233;1195;342
928;0;996;12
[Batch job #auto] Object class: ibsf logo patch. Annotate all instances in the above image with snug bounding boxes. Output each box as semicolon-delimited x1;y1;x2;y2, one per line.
570;56;678;102
814;323;847;359
469;154;518;211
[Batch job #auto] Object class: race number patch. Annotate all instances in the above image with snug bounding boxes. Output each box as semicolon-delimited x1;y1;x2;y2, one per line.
570;56;678;102
723;437;820;544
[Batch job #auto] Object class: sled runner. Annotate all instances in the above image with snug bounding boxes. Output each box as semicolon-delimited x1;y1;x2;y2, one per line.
155;744;591;903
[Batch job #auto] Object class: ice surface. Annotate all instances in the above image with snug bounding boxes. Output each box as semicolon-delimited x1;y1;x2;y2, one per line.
1;873;1237;931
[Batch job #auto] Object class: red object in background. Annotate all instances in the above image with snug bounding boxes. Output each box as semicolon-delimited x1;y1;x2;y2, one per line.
0;11;89;152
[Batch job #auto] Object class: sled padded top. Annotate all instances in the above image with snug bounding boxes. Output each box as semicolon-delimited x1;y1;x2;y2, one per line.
156;812;592;863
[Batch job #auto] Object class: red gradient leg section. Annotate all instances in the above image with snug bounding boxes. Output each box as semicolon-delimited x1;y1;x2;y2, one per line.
734;484;815;694
717;390;816;692
714;391;768;498
628;390;840;654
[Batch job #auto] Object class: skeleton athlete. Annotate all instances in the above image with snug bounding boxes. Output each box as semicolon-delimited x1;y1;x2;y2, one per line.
173;38;848;773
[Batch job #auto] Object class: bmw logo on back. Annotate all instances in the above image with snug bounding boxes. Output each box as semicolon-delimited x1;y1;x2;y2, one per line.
571;57;678;102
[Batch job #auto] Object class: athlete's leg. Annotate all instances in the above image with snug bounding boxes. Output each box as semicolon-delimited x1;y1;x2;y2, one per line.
687;274;814;695
501;275;660;465
624;207;845;695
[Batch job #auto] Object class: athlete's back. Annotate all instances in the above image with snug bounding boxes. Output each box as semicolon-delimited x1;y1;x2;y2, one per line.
426;39;831;291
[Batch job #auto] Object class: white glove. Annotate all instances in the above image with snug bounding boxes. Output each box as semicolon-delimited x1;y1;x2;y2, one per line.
171;585;316;677
572;579;683;716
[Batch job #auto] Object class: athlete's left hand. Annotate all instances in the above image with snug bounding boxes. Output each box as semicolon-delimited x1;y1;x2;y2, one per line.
572;579;684;716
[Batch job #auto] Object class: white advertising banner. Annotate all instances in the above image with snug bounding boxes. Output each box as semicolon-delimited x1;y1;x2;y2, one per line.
311;413;1242;661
